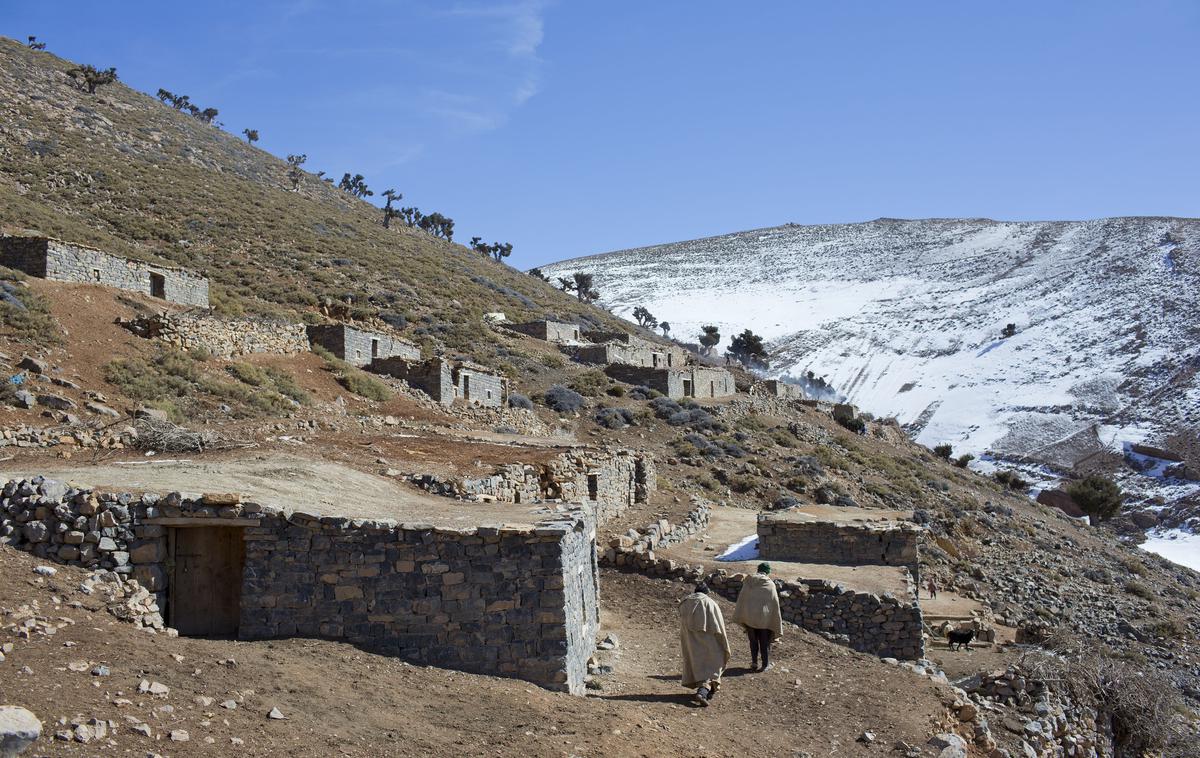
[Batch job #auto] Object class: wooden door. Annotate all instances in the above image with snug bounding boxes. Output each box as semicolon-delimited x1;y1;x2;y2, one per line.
149;272;166;299
170;527;245;637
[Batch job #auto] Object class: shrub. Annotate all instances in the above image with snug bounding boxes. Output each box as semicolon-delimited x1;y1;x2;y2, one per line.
605;385;626;397
1124;580;1153;599
540;353;566;369
1066;475;1123;523
954;454;975;468
0;279;61;347
542;384;585;414
627;385;658;400
595;407;635;429
650;396;683;419
933;443;953;459
312;345;392;401
508;393;534;410
569;369;610;397
994;470;1028;491
228;362;270;386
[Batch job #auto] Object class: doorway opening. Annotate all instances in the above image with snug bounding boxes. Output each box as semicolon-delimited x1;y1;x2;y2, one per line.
168;526;246;637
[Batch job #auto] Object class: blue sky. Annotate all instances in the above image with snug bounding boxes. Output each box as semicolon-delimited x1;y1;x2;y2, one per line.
5;1;1199;267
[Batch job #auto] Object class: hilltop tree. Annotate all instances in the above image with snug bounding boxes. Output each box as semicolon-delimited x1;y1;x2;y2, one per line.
381;189;402;228
727;329;769;369
27;36;46;51
933;444;953;460
557;277;573;292
528;268;550;282
1067;475;1124;524
67;64;117;94
420;211;454;241
567;272;599;303
242;128;259;145
195;107;219;125
659;321;671;337
286;154;307;191
1001;323;1017;338
699;325;721;355
489;242;513;262
338;173;373;199
632;306;656;328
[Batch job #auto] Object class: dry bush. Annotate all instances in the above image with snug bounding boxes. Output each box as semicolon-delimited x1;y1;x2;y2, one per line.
132;416;250;453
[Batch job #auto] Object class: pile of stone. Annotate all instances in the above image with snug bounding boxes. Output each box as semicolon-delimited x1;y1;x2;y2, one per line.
81;569;167;630
0;423;136;453
603;500;712;561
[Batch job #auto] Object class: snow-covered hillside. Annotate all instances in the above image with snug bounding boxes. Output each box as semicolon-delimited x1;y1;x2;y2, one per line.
543;218;1200;474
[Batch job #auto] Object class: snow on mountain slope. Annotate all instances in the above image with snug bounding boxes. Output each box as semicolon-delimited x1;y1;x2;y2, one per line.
543;218;1200;470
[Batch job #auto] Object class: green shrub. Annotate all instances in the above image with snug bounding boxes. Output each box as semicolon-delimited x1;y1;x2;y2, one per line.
1067;475;1123;523
312;344;392;401
0;279;61;347
540;353;566;369
569;369;610;397
955;454;975;468
1125;581;1153;600
933;443;953;459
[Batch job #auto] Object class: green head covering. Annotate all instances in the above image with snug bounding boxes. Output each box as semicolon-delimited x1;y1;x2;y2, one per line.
757;562;771;575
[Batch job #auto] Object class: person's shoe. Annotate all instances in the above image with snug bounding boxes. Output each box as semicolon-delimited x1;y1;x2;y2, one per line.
760;662;773;672
750;659;758;671
693;687;711;707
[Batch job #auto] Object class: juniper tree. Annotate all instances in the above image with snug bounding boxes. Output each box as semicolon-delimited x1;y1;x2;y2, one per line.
659;321;671;337
571;272;598;303
67;65;118;94
528;268;550;282
727;329;769;369
632;306;656;328
27;36;46;50
338;173;373;199
489;242;513;262
699;325;721;354
286;154;307;191
242;128;259;145
381;189;402;228
1067;475;1123;523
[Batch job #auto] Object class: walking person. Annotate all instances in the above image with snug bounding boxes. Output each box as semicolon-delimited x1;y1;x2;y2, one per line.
927;577;938;599
733;562;783;672
679;582;731;706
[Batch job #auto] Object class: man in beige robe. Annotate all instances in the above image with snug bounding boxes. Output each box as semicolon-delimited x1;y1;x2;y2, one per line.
733;562;783;671
678;582;730;706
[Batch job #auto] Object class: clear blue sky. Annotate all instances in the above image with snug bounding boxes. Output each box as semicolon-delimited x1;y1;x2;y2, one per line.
6;1;1199;267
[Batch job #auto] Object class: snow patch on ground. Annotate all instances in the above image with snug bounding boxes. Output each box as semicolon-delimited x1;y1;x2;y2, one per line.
1141;529;1200;572
715;533;759;562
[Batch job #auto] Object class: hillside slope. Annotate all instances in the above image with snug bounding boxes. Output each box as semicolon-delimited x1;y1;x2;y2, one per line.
543;217;1200;478
0;36;620;360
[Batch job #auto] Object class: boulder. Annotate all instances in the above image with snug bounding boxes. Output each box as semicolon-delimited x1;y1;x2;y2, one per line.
34;394;75;411
0;705;42;756
16;356;48;374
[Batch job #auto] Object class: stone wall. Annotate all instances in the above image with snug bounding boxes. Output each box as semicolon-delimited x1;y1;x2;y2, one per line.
120;312;309;358
604;365;736;399
758;515;919;575
0;236;209;307
307;324;420;367
602;508;923;660
567;342;678;369
372;358;505;408
751;380;806;400
418;449;657;524
0;477;600;694
508;321;582;343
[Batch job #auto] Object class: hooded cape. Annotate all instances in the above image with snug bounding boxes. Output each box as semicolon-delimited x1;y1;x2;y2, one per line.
733;573;783;637
678;592;731;688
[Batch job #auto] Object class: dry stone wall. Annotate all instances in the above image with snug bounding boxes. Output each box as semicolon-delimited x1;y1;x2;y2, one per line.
1;477;599;694
758;515;919;575
120;312;309;358
602;505;924;660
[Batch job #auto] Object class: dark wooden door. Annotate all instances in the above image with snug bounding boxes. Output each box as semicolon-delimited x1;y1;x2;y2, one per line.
170;527;245;637
149;273;166;299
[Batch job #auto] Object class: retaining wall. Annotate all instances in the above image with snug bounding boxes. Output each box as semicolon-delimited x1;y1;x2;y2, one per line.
120;312;309;358
758;515;919;574
0;477;599;694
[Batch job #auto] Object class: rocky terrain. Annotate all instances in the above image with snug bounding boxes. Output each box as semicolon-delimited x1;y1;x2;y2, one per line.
0;33;1198;757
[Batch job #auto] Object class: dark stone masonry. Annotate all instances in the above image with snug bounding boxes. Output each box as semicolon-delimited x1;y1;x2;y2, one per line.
0;476;599;694
0;235;209;307
306;323;420;367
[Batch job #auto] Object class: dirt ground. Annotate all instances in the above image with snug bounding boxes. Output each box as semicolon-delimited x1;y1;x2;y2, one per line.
657;506;914;597
0;453;574;527
0;546;957;757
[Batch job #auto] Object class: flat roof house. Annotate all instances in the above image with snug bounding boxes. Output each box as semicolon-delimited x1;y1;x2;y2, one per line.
307;324;420;368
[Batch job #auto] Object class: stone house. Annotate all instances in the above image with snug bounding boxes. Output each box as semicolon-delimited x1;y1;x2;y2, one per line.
752;379;807;400
604;365;736;400
0;478;600;694
372;357;506;407
307;324;420;368
0;235;209;307
582;330;690;368
508;320;582;343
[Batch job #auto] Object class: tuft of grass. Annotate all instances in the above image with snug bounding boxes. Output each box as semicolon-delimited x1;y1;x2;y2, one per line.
311;345;392;401
0;272;61;347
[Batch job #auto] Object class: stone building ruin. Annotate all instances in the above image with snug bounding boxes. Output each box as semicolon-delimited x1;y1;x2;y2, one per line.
372;357;506;408
604;364;736;400
507;320;582;343
758;511;920;579
119;311;309;358
307;323;421;367
0;235;209;307
0;477;600;694
751;379;807;400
